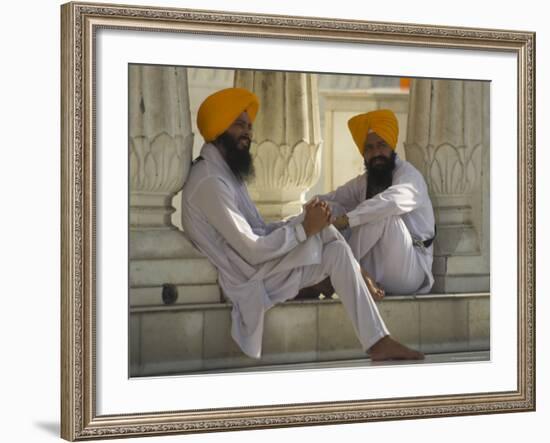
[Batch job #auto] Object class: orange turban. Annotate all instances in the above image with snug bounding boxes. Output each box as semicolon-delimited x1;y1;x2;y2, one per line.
197;87;260;142
348;109;399;156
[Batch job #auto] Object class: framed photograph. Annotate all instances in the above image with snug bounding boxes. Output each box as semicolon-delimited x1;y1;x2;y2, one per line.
61;1;535;440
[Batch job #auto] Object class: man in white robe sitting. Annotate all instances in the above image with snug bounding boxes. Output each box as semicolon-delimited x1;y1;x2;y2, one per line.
314;109;436;300
181;87;423;361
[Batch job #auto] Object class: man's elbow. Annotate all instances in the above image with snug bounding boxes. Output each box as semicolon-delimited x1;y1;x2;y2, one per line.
396;198;421;213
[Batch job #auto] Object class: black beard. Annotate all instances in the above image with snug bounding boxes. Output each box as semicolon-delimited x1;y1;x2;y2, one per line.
364;152;396;199
216;132;255;182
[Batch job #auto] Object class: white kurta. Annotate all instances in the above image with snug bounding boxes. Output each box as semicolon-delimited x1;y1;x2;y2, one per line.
317;156;436;294
181;143;388;358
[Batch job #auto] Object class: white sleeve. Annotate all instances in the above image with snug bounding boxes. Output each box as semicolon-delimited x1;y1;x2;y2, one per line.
346;172;428;228
264;212;306;235
190;176;307;266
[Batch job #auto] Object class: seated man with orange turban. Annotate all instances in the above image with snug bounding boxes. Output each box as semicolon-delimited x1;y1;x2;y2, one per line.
181;87;423;362
315;109;436;299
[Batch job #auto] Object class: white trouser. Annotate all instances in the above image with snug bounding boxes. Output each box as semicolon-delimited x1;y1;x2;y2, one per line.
348;215;425;295
297;229;389;351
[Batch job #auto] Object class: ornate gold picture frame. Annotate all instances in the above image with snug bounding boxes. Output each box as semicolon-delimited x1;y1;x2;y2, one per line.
61;1;535;440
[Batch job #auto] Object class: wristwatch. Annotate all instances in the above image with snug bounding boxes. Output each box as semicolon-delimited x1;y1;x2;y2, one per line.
334;214;349;230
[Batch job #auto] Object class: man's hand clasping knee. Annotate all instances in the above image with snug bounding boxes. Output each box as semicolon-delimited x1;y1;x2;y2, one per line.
302;198;331;238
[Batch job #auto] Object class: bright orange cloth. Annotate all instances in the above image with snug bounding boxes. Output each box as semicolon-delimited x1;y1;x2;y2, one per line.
348;109;399;155
197;87;259;142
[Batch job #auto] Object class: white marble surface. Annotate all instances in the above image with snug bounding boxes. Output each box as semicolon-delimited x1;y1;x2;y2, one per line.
130;293;489;376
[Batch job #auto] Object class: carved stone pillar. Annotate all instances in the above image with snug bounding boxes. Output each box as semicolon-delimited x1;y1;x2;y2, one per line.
234;71;322;221
129;65;219;305
405;79;490;293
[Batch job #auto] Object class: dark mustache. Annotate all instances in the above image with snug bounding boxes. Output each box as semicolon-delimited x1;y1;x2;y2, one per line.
369;155;390;164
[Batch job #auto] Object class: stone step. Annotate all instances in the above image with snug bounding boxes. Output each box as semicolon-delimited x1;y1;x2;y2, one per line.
129;292;490;377
130;284;222;306
431;275;490;293
130;257;218;287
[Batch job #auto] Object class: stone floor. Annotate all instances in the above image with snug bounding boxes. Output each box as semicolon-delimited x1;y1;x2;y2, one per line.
191;350;491;375
130;293;490;377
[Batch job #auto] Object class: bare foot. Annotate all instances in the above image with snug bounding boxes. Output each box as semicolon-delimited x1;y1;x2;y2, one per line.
361;269;385;301
368;336;424;361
